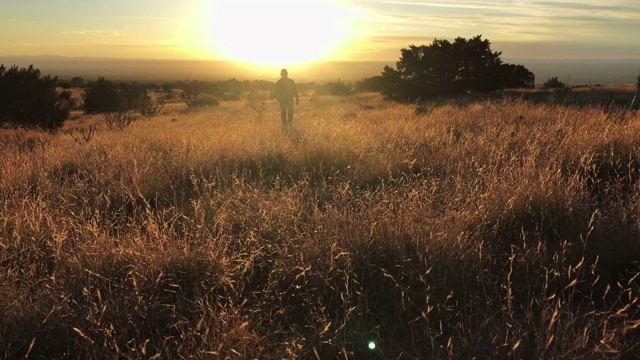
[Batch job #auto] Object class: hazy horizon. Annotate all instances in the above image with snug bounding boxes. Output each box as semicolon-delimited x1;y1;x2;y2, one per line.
1;55;638;86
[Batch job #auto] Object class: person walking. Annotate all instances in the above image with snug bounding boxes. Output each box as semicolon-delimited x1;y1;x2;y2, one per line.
272;68;299;126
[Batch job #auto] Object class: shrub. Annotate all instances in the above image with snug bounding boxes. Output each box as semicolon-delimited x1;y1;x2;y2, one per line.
354;76;384;93
134;94;165;117
82;78;146;114
104;110;136;130
162;82;174;93
58;90;72;101
246;91;267;120
118;82;146;108
82;77;124;114
182;81;222;97
70;77;86;88
185;93;220;108
0;64;72;129
501;64;535;89
67;126;96;144
543;76;566;89
181;81;223;108
636;70;639;92
317;79;352;96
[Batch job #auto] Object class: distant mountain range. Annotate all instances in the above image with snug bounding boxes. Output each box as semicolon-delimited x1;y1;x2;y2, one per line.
1;55;638;86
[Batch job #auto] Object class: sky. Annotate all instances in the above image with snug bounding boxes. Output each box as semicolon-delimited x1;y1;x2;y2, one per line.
1;0;639;65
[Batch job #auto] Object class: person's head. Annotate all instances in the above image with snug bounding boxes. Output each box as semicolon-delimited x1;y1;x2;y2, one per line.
280;68;288;77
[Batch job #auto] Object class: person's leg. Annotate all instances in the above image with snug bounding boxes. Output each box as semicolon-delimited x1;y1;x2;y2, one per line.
287;101;294;125
279;101;287;126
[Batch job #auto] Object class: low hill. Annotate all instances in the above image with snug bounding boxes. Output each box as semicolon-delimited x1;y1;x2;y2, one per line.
1;55;638;85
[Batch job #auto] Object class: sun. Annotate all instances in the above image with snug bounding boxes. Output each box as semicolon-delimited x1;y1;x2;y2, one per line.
205;0;349;67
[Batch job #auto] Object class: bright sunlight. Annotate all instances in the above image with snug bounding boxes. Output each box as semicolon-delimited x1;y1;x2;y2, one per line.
205;0;350;67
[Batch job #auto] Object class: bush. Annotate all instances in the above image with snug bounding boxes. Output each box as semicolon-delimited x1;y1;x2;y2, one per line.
82;77;124;114
104;110;136;131
0;64;72;129
317;79;352;96
58;90;72;101
82;78;146;114
181;81;223;108
134;95;165;117
185;93;220;108
70;77;86;88
246;91;266;120
354;76;384;93
162;82;174;93
501;64;535;89
182;81;222;97
636;70;639;92
543;76;566;89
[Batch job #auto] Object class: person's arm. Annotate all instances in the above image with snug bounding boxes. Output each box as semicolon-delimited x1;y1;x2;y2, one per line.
294;81;299;105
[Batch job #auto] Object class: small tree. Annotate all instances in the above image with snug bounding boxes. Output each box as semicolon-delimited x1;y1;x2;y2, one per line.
82;78;146;114
184;93;220;109
104;110;136;131
354;76;384;93
317;79;352;96
501;64;535;89
162;82;174;93
70;77;86;88
379;35;535;101
0;64;71;129
181;81;222;108
118;82;146;108
134;94;165;117
82;77;124;113
182;81;222;98
246;91;266;121
543;76;566;89
68;126;96;144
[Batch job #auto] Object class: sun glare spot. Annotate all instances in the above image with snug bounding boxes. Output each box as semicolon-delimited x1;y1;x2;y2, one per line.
205;0;349;67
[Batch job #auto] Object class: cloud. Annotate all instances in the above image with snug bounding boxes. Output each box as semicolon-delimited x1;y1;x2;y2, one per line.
62;30;126;36
351;0;640;43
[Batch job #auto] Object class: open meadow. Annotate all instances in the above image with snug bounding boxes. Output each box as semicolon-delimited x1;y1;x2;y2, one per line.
1;88;640;358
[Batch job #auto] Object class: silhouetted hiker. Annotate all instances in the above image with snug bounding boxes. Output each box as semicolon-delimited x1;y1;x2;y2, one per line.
272;68;299;126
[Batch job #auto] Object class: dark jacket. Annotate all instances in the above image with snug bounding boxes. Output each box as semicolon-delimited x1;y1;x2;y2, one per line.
273;78;298;103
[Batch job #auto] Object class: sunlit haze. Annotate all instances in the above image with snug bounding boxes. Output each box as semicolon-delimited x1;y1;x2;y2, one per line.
199;0;353;66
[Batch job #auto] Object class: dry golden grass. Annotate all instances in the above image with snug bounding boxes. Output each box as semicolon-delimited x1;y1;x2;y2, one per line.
1;89;639;359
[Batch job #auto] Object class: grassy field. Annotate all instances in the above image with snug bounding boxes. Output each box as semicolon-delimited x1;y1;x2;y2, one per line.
1;87;639;359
